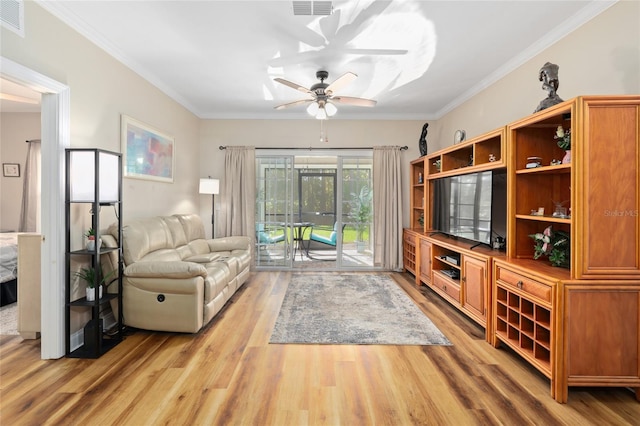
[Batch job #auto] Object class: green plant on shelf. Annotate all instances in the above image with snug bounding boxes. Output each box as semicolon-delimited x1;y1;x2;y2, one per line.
74;266;116;289
529;225;570;268
554;126;571;150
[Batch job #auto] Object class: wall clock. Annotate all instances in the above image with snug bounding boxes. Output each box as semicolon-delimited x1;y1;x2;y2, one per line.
454;129;466;144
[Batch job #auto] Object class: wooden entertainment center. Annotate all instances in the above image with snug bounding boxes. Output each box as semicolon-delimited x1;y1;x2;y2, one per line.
403;95;640;403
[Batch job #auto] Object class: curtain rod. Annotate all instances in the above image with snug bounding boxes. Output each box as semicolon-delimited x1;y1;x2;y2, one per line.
219;145;408;151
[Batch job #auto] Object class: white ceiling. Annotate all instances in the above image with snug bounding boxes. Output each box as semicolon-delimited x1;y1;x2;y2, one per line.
11;1;616;119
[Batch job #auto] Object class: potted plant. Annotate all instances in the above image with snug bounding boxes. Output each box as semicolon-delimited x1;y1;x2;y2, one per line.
85;228;101;251
554;125;571;164
350;186;373;253
74;266;115;301
529;225;570;268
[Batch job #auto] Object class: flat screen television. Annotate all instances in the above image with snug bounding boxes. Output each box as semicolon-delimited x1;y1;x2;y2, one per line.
432;170;507;246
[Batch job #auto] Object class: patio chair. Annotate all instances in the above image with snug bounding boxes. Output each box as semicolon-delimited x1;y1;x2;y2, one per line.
256;223;286;248
305;222;344;259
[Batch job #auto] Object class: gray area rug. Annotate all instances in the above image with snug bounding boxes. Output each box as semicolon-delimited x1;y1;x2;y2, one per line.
0;302;18;335
270;273;452;345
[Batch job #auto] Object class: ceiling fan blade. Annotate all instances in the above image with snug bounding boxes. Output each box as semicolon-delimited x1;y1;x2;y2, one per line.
325;72;357;94
274;78;312;94
331;96;377;107
274;99;314;110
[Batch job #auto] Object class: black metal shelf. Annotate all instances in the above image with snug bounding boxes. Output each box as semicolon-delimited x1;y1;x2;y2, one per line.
68;247;120;256
68;292;118;307
65;148;124;359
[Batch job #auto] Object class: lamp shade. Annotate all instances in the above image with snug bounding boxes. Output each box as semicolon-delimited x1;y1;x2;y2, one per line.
199;178;219;195
69;150;119;202
325;102;337;116
315;106;328;120
306;102;319;117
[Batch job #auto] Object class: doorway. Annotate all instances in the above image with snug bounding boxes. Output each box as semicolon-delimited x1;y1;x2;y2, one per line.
2;57;70;359
255;152;374;270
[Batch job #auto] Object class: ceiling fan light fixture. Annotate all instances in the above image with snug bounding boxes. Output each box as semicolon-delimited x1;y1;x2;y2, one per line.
307;102;319;116
325;102;337;116
315;106;328;120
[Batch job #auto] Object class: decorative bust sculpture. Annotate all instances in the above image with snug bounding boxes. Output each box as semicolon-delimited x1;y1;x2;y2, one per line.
534;62;564;113
418;123;428;156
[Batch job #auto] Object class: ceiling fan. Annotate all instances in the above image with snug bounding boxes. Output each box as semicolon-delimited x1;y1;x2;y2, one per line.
273;70;376;119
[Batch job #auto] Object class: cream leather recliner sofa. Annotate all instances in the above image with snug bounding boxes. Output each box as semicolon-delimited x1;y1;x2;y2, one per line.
102;214;251;333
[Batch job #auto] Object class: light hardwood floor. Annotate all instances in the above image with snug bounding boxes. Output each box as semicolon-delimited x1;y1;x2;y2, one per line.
1;271;639;425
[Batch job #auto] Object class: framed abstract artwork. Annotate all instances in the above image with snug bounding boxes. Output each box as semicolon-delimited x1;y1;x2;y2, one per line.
121;115;174;183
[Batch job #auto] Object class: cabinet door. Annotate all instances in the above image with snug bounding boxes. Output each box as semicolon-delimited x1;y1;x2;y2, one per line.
419;238;432;284
579;98;640;279
462;256;487;322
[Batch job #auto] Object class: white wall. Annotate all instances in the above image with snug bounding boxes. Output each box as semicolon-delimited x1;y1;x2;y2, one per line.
0;112;40;231
433;1;640;151
1;2;201;225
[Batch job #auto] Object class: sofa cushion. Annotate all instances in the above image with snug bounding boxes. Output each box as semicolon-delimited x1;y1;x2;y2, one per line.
139;248;182;262
163;216;189;247
175;214;206;241
119;217;174;265
125;261;207;279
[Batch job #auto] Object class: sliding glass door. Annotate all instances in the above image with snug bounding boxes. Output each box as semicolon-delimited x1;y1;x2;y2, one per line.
255;152;374;270
340;157;373;268
255;156;293;268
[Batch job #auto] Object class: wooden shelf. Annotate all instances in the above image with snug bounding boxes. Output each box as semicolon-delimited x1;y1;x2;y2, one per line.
403;229;417;274
515;164;571;175
515;214;571;224
495;284;552;377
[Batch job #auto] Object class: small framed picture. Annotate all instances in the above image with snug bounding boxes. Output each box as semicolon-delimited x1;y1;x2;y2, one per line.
3;163;20;177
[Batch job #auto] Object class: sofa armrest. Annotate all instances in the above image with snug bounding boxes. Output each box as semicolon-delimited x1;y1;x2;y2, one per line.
124;261;207;279
208;236;251;252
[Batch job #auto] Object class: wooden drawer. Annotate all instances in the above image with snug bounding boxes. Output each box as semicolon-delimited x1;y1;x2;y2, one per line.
433;272;460;302
403;231;416;245
496;266;552;304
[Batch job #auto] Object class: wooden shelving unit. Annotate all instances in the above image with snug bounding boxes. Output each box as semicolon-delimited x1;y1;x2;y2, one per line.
402;229;417;275
409;158;426;231
504;96;640;402
426;127;506;179
404;95;640;403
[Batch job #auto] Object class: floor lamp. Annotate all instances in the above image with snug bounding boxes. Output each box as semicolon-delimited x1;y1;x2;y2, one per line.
199;178;219;238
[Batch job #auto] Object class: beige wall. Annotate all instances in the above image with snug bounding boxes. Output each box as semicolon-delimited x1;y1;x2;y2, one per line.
0;112;40;231
433;0;640;152
1;2;201;224
2;1;637;232
199;119;430;230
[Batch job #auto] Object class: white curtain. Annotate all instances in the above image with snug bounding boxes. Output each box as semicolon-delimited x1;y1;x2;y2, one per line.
220;146;256;241
19;140;41;232
373;146;404;270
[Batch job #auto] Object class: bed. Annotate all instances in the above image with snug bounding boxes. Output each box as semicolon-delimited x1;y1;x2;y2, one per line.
0;232;19;306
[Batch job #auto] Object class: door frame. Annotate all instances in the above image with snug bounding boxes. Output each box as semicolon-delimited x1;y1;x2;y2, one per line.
2;57;69;359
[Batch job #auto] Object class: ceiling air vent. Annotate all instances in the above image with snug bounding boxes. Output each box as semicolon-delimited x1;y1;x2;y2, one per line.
0;0;24;37
292;1;333;16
